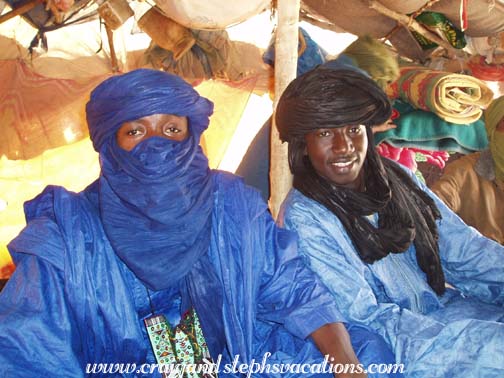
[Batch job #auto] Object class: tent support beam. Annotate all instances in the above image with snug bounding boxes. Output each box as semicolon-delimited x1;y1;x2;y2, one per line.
270;0;299;219
368;0;459;54
0;0;41;25
105;23;119;72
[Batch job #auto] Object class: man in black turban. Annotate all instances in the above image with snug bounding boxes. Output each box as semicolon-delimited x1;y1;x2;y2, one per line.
277;67;504;378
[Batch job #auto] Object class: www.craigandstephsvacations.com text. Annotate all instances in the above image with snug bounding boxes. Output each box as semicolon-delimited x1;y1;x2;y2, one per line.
85;353;405;377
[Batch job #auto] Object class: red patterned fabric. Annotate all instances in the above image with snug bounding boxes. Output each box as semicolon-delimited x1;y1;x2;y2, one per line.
468;56;504;82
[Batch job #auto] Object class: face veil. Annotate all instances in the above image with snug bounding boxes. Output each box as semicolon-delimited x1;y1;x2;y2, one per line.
276;67;446;295
86;69;225;357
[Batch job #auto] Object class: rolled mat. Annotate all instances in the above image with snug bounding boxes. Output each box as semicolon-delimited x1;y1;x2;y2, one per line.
388;66;494;124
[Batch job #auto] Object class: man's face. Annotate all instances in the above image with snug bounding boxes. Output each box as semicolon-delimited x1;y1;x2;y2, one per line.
304;125;368;190
116;113;189;151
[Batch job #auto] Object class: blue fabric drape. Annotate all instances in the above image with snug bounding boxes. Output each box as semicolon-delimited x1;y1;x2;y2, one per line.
281;163;504;377
1;173;352;377
86;68;224;356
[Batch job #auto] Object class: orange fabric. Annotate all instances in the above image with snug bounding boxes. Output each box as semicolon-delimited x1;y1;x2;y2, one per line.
0;60;109;160
431;153;504;244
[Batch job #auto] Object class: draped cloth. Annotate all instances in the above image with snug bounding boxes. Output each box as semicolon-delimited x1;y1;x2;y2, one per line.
281;171;504;378
1;173;353;378
388;66;494;124
484;95;504;183
85;69;224;357
374;100;489;154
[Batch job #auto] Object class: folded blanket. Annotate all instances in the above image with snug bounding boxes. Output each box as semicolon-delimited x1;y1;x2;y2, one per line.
374;100;489;154
388;66;494;124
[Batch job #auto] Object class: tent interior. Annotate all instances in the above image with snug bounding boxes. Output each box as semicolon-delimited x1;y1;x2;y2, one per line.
1;0;503;280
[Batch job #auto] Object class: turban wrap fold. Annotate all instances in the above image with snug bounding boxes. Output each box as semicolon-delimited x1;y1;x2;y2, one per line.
86;69;212;152
86;69;225;358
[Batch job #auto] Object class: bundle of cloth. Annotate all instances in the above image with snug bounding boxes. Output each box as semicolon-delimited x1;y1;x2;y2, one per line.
467;55;504;82
376;142;450;173
375;100;489;155
387;66;494;124
342;35;399;90
263;27;328;78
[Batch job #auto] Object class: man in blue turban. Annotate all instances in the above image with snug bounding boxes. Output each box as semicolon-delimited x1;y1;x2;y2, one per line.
0;69;399;378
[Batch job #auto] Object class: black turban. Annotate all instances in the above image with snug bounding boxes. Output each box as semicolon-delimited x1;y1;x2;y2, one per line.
276;67;446;296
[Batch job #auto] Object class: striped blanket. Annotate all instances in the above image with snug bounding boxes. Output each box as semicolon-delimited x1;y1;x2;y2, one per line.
388;66;494;124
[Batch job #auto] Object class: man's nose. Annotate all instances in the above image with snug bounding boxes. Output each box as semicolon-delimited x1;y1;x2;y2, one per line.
150;127;168;139
331;131;353;154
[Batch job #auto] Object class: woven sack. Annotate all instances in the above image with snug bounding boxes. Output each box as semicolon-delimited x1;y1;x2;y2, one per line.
138;7;195;60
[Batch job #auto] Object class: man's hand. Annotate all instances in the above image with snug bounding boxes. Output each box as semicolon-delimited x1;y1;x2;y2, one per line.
372;120;396;134
311;323;368;378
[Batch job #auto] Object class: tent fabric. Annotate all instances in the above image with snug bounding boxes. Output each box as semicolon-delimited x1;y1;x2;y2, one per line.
377;0;429;14
154;0;271;30
303;0;504;38
0;60;107;160
429;0;504;37
302;0;396;39
301;0;504;63
146;29;268;83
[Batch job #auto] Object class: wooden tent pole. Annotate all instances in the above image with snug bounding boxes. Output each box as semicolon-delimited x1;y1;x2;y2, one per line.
0;0;41;25
104;23;119;72
269;0;299;219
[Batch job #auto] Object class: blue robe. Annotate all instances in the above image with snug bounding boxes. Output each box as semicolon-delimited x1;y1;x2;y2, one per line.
281;171;504;377
0;172;397;378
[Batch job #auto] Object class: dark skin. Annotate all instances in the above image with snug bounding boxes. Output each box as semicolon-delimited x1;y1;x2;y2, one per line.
312;324;368;378
116;114;369;377
305;125;368;191
116;113;189;150
304;124;371;376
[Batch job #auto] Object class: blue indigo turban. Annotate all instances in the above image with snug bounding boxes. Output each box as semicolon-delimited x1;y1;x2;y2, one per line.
86;68;213;152
86;69;225;356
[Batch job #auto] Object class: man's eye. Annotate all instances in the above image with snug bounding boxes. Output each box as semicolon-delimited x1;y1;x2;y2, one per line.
127;129;141;136
318;130;331;137
164;127;180;134
349;127;361;134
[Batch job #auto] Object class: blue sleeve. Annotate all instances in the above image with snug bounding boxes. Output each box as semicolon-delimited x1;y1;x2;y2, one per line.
0;221;83;378
282;198;409;347
413;175;504;305
257;211;345;339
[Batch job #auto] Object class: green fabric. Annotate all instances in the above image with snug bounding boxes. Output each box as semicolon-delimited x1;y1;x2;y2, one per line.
485;96;504;182
343;35;399;90
375;100;488;154
412;11;466;50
